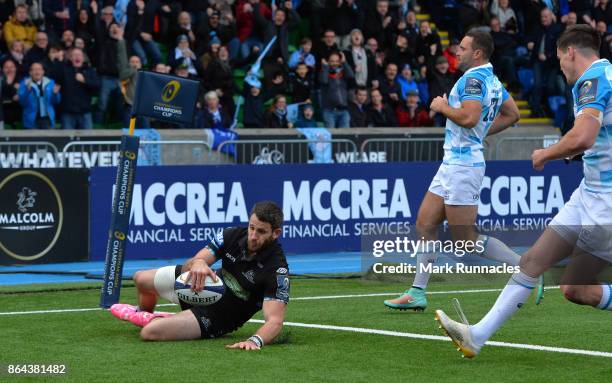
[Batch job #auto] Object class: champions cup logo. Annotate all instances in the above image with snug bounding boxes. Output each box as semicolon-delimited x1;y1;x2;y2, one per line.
161;80;181;102
114;231;126;241
581;80;592;93
124;150;136;161
0;170;63;261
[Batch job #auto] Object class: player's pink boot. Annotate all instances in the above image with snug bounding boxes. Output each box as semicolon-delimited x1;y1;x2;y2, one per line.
127;311;172;327
110;303;138;321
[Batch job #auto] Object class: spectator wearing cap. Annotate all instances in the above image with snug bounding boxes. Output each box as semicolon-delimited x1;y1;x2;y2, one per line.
344;29;376;88
18;62;61;129
264;94;292;129
55;47;100;129
395;89;433;127
319;51;354;128
427;55;456;127
3;4;37;50
198;8;240;61
442;38;459;74
199;90;232;130
169;34;198;76
243;77;265;128
197;36;222;73
173;59;192;78
367;88;397;127
348;86;369;127
396;64;418;100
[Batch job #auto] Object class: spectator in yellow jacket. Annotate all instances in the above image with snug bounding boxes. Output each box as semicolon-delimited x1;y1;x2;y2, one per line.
3;5;37;50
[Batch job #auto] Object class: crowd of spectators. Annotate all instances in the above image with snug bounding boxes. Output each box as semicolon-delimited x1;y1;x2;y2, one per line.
0;0;609;130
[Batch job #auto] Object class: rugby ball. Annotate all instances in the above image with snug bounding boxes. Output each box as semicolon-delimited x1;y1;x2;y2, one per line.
174;272;225;306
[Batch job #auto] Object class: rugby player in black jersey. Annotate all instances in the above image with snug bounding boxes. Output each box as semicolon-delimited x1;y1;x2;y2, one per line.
110;201;289;350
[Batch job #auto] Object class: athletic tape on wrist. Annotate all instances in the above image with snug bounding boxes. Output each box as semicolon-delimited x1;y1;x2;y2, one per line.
248;335;264;348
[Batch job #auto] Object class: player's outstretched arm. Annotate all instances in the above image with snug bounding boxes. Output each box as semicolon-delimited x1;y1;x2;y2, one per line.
487;96;520;136
226;300;286;351
531;107;601;170
430;94;482;128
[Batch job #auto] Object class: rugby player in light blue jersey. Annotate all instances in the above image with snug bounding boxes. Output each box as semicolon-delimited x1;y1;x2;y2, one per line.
384;30;534;312
436;25;612;358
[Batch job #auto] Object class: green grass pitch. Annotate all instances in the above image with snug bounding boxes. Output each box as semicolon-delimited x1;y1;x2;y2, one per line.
1;278;610;383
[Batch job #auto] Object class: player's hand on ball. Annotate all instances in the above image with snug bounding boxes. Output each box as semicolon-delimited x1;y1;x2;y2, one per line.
226;341;261;350
187;259;217;292
531;149;547;171
430;93;448;113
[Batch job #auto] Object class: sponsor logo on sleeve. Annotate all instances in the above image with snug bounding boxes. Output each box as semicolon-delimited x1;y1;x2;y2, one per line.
465;78;483;95
577;78;598;106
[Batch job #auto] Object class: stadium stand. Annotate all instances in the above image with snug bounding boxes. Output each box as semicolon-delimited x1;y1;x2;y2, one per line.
0;0;609;131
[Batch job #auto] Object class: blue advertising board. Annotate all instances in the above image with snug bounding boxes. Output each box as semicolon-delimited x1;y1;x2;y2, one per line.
89;161;583;259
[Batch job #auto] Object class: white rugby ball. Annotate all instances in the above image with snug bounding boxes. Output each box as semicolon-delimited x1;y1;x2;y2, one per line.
174;272;225;306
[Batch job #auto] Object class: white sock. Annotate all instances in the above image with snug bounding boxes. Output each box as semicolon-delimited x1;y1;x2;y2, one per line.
478;235;521;266
597;284;612;311
471;271;539;346
412;251;438;290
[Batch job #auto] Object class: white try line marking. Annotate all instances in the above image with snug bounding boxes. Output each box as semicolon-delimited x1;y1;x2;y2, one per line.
289;286;560;301
0;286;562;315
247;319;612;359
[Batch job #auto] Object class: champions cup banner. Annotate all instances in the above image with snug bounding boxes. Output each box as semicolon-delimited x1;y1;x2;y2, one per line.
100;136;139;308
0;169;89;265
89;161;583;259
131;71;200;125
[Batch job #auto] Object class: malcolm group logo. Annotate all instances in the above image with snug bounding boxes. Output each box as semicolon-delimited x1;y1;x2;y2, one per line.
0;170;63;261
17;187;37;212
161;80;181;103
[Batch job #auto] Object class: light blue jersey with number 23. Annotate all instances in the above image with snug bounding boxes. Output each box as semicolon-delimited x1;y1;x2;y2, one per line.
443;63;509;167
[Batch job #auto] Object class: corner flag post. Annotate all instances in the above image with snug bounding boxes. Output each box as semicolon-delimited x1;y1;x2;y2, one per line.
99;71;200;309
99;117;140;309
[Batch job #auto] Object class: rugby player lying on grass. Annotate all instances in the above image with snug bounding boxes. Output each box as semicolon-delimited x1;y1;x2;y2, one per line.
109;201;290;351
